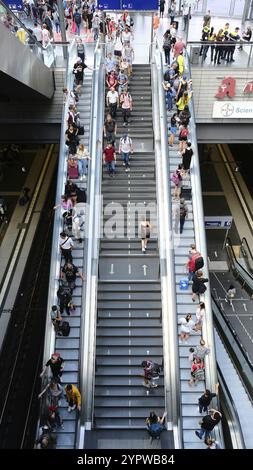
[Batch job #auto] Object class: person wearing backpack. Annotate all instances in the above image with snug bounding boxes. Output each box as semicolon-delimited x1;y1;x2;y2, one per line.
119;133;133;172
192;271;209;302
141;360;160;388
146;410;167;438
163;31;171;65
188;357;205;386
173;197;188;234
178;124;189;152
171;164;183;201
73;9;82;36
181;141;193;175
186;244;204;281
176;90;192;113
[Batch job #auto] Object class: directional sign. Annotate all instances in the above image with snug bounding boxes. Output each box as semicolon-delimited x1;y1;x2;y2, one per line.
98;0;158;9
204;216;233;230
3;0;23;11
99;257;159;281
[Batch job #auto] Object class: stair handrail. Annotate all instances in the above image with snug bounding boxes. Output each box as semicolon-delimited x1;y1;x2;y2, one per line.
77;41;105;448
151;38;183;449
0;0;47;54
184;51;224;447
217;364;245;449
241;237;253;273
212;295;253;402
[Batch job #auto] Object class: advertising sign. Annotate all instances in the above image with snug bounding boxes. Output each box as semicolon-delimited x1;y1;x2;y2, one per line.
204;216;233;229
213;101;253;119
3;0;23;11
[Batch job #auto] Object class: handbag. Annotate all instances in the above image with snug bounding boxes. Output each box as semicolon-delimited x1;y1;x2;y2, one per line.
78;126;85;136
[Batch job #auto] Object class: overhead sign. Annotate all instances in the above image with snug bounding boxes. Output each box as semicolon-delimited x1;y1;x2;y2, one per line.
98;0;158;9
3;0;23;11
213;101;253;119
205;216;233;229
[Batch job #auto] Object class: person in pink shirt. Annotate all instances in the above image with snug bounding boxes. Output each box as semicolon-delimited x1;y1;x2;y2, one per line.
173;37;186;59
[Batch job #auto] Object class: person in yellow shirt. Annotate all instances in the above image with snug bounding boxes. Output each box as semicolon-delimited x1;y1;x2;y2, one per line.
16;27;26;44
65;383;82;412
176;91;192;112
177;52;184;75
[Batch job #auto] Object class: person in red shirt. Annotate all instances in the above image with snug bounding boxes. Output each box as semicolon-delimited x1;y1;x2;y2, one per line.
103;142;116;177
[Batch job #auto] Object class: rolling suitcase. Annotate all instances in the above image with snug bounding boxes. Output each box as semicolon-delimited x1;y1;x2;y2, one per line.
60;321;71;337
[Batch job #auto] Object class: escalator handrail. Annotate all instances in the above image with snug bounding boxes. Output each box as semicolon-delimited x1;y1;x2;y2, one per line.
226;237;253;283
212;295;253;371
0;0;46;51
241;237;253;273
212;296;253;406
77;43;104;446
217;364;245;449
151;39;182;448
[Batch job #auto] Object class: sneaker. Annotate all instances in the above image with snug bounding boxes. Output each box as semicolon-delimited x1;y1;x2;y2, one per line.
142;248;146;253
61;424;64;429
71;405;76;411
68;406;72;413
142;381;150;388
123;122;127;126
123;162;126;166
150;383;158;388
195;431;201;440
125;167;130;172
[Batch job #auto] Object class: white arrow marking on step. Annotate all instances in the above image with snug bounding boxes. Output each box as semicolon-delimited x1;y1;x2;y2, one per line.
129;264;132;274
243;303;247;311
142;265;148;276
220;303;224;311
108;312;111;317
110;263;114;274
147;350;150;355
146;312;149;317
214;251;218;258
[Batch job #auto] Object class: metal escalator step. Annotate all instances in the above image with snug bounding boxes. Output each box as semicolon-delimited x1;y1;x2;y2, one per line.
94;396;163;407
95;356;162;366
98;319;161;328
96;346;163;355
96;327;162;336
95;376;164;386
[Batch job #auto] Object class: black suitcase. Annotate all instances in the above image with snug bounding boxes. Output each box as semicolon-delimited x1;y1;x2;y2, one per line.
181;187;192;200
60;321;71;337
77;187;86;203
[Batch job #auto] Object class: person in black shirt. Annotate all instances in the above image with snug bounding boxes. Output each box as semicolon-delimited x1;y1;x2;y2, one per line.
195;409;222;440
40;353;65;381
192;270;209;301
61;262;84;290
104;114;117;145
198;383;219;413
181;141;193;174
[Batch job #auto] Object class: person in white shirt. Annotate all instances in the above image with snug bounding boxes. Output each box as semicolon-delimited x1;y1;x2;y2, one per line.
42;23;50;47
194;302;205;331
122;42;134;76
72;210;85;243
120;89;132;126
59;231;74;262
179;314;195;343
106;87;119;118
33;22;42;43
119;133;133;172
121;26;132;45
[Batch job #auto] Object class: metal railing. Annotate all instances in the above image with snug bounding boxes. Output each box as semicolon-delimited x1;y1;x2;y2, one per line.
217;364;245;449
151;38;182;449
187;40;253;68
225;237;253;297
241;237;253;274
0;0;55;67
77;42;105;448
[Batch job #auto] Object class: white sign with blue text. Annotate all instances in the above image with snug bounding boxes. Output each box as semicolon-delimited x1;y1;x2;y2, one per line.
204;216;233;229
213;101;253;119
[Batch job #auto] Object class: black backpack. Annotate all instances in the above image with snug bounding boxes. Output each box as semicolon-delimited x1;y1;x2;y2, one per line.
151;362;161;376
74;13;81;24
194;256;204;271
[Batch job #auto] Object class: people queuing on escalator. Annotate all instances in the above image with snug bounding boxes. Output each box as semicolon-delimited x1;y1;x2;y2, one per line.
162;28;223;445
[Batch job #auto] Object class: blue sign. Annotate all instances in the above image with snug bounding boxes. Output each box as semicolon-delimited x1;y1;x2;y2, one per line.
3;0;23;11
204;216;233;229
98;0;120;9
98;0;158;9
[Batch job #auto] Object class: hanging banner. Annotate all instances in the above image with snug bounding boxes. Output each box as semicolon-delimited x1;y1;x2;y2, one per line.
3;0;23;11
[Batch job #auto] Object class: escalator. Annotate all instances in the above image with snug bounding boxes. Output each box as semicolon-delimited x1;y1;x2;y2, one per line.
93;64;168;447
213;297;253;448
225;237;253;297
0;0;54;99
